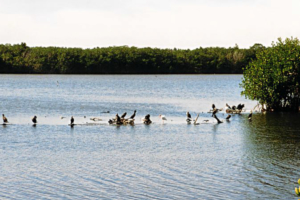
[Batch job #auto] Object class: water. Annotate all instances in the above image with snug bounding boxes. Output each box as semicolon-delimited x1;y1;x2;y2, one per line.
0;75;299;199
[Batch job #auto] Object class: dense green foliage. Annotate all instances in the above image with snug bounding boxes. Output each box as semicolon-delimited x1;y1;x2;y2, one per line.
241;37;300;111
0;43;260;74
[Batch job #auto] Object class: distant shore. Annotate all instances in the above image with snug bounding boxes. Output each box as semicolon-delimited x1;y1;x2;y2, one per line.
0;43;264;74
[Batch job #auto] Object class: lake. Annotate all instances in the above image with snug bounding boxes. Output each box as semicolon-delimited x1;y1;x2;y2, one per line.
0;75;299;199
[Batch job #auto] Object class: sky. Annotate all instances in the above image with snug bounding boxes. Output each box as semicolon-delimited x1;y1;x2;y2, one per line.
0;0;299;49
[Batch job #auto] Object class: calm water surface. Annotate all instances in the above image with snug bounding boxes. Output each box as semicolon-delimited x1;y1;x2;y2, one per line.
0;75;299;199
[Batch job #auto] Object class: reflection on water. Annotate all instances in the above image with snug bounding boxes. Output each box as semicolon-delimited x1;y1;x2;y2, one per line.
0;75;299;199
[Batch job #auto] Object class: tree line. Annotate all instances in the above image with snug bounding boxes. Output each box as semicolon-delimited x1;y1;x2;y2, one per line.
0;43;264;74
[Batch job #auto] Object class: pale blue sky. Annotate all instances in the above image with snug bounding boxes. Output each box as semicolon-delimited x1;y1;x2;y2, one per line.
0;0;299;49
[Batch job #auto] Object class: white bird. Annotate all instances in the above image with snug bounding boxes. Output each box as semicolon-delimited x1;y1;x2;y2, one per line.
159;115;167;124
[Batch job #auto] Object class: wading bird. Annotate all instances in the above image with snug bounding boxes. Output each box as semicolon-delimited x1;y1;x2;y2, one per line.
186;112;192;123
121;112;127;119
226;103;231;109
116;114;122;125
70;116;75;127
212;108;219;117
248;110;252;121
130;110;136;119
32;116;37;125
2;114;8;124
159;115;167;124
142;114;152;125
237;104;245;111
226;115;231;120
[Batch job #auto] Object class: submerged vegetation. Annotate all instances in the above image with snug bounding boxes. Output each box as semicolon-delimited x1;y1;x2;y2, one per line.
0;43;261;74
241;37;300;112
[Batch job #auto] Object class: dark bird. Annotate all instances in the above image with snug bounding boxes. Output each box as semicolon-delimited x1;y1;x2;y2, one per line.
121;112;127;119
212;104;216;110
186;111;192;123
116;114;122;124
237;104;242;110
226;115;231;120
226;103;231;109
32;116;37;124
237;104;245;111
186;111;191;119
130;110;136;119
144;114;150;120
212;108;219;117
248;110;252;121
71;116;74;125
142;114;152;125
203;120;209;123
2;114;8;123
232;105;236;110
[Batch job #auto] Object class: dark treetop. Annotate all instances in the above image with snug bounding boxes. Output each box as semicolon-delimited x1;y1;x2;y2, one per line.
241;37;300;111
0;43;262;74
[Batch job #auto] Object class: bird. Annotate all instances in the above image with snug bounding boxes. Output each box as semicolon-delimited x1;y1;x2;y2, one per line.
248;110;253;121
32;116;37;124
70;116;74;125
130;110;136;119
2;114;8;124
237;104;245;111
212;104;216;110
115;114;122;124
121;112;127;119
186;112;192;123
142;114;152;125
226;115;231;120
159;115;167;124
142;114;150;121
186;111;191;119
226;103;231;109
212;108;219;117
203;120;209;122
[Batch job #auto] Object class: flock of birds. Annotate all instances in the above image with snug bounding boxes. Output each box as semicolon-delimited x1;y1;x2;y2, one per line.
1;103;253;127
